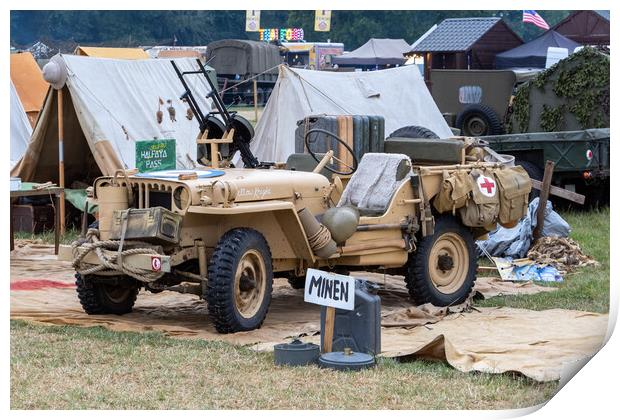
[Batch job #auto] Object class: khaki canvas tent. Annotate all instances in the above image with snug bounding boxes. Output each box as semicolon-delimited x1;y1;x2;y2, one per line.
12;54;215;187
75;46;150;60
10;52;49;127
11;81;33;168
250;65;453;163
331;38;411;67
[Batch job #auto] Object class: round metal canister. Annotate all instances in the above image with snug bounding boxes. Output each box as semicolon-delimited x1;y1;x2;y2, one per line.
274;339;320;366
318;349;375;371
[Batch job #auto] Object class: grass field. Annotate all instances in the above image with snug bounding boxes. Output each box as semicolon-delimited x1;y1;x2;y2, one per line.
10;208;609;409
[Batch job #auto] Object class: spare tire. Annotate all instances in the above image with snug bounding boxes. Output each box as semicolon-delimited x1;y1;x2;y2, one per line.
388;125;439;139
456;104;504;136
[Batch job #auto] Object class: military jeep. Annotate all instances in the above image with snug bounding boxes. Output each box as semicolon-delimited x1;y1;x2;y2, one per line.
62;60;531;333
64;128;531;333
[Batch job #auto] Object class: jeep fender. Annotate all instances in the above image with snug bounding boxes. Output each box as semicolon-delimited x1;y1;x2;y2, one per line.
187;201;315;263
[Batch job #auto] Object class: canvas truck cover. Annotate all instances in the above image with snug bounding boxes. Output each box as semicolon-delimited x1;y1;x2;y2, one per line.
250;65;453;163
205;39;280;79
10;81;33;167
10;52;49;127
12;54;216;184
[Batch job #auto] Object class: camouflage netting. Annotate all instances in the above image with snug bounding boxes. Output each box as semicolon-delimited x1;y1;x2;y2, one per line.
508;47;610;133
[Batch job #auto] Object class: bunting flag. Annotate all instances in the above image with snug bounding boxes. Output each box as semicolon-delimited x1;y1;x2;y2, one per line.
314;10;331;32
246;10;260;32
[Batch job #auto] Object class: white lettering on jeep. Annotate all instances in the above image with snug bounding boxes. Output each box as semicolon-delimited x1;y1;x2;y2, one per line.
237;187;272;199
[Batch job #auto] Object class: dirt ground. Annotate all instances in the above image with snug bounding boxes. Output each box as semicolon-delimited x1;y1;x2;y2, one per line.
10;241;608;382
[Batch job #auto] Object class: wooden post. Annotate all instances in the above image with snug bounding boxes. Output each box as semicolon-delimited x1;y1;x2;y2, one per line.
57;89;66;236
54;192;60;255
253;79;258;123
533;160;555;241
323;306;336;353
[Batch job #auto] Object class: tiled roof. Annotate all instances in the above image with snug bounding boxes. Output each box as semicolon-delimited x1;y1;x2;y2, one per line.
411;17;501;53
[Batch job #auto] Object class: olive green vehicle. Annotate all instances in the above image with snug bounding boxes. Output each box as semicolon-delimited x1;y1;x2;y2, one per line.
430;69;539;136
61;127;531;333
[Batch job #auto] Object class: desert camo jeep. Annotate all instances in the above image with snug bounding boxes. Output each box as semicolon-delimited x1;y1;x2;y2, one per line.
62;126;531;333
61;60;531;333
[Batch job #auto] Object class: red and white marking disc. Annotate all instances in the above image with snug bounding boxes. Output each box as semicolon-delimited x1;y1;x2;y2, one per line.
586;149;593;160
477;176;497;198
151;256;162;272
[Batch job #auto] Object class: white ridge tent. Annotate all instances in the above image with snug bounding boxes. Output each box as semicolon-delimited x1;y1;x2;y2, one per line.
250;65;452;163
10;81;33;168
12;54;215;185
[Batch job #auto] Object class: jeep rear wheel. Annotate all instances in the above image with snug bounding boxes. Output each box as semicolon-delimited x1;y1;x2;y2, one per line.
405;216;477;307
75;274;139;315
206;228;273;333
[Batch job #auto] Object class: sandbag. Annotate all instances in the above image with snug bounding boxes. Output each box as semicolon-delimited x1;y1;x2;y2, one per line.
433;170;472;214
494;166;531;226
459;169;499;228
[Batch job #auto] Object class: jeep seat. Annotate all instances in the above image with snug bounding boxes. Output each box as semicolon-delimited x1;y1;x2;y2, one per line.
384;137;465;164
337;153;411;216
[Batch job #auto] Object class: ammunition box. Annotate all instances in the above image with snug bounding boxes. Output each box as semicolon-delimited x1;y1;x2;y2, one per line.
109;207;182;244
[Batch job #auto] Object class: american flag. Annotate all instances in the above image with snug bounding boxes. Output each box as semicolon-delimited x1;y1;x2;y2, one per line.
523;10;550;30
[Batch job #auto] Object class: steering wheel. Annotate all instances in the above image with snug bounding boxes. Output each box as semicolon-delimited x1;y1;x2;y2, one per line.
304;128;358;175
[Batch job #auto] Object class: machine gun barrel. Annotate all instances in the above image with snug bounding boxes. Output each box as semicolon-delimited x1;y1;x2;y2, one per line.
171;59;260;168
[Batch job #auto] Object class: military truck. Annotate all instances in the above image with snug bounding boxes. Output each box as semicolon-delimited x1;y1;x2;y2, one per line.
482;128;610;206
429;68;540;136
205;39;281;105
62;61;531;334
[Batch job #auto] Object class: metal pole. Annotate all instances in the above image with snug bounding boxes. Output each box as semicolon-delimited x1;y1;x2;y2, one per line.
253;79;258;123
57;89;65;236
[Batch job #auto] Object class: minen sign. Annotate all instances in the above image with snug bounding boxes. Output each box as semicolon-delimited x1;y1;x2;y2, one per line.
304;268;355;310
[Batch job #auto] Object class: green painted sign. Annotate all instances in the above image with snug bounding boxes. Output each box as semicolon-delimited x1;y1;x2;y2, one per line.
136;139;176;172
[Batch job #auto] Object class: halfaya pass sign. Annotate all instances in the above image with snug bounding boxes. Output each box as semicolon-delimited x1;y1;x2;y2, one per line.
304;268;355;310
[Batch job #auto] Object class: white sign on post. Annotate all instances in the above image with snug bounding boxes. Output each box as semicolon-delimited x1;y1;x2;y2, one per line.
304;268;355;310
545;47;569;68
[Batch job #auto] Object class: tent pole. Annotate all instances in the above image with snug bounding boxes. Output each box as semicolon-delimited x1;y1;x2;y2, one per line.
253;79;258;123
57;88;65;236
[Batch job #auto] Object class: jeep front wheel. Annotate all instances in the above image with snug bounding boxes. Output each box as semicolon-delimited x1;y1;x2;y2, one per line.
405;216;477;307
75;274;139;315
206;228;273;333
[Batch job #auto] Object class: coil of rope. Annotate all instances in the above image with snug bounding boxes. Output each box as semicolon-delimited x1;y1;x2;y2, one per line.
71;228;165;283
307;224;333;251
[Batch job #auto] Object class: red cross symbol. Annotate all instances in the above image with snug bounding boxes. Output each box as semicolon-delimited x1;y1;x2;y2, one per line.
479;177;495;194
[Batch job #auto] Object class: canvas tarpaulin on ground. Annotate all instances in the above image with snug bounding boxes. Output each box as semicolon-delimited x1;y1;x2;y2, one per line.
12;55;216;185
11;81;33;168
10;52;49;127
250;65;453;163
10;244;607;382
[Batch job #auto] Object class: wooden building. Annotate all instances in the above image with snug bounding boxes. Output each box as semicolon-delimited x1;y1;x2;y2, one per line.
552;10;610;46
410;17;523;86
